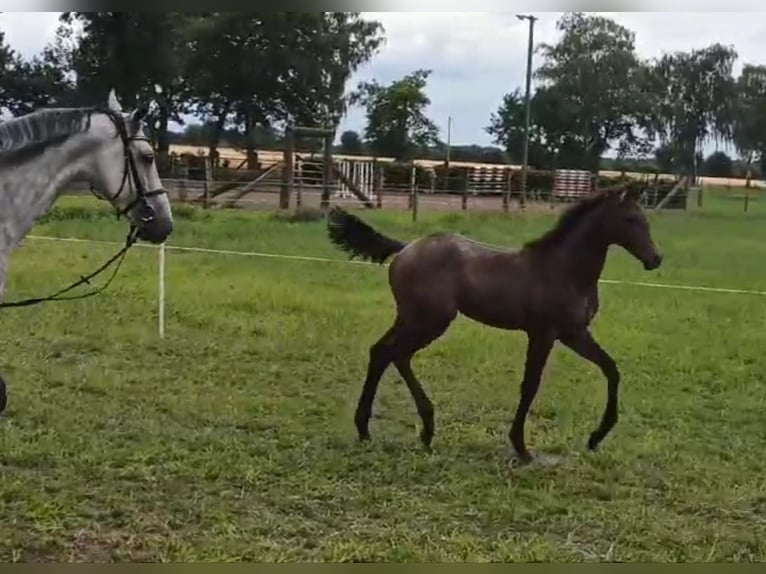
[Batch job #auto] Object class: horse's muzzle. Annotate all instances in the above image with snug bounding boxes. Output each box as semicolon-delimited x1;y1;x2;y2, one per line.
643;253;663;271
137;216;173;244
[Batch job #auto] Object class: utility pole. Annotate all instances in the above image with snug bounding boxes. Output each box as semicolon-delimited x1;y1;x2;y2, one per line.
517;13;537;209
445;115;452;168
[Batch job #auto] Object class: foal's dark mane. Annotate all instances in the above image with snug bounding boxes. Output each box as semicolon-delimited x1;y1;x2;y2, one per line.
523;186;627;251
0;107;97;164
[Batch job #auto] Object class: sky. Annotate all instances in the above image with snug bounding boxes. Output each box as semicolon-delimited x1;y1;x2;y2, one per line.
2;11;764;157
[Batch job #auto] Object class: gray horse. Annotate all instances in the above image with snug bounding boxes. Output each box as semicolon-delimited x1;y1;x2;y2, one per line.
0;89;174;414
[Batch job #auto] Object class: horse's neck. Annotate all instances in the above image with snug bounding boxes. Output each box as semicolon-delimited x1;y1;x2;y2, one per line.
0;136;94;251
557;224;609;288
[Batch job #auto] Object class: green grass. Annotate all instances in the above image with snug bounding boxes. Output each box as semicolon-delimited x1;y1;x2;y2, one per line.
2;189;766;561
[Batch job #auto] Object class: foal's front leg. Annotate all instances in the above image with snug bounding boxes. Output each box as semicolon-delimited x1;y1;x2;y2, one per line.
509;332;555;465
0;373;6;414
559;329;620;451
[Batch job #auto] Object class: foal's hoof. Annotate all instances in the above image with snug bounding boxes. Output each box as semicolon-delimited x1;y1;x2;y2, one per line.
419;430;433;452
509;453;534;469
587;433;601;452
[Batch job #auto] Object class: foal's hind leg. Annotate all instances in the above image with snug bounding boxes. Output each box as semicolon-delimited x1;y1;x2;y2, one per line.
354;313;453;447
559;329;620;451
354;325;397;441
392;316;453;450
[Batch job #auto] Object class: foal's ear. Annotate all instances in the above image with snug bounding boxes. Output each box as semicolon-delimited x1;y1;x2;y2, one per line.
619;186;641;203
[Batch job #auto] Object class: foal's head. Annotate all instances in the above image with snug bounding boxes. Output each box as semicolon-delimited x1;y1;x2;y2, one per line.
526;186;663;271
597;187;663;270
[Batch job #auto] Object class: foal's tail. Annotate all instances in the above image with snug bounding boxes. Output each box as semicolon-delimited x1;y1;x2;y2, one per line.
327;205;407;265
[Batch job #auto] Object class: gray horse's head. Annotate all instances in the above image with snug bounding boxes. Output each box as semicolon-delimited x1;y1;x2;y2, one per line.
87;89;173;244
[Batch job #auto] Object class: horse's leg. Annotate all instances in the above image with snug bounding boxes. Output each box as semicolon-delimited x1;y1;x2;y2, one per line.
509;332;555;465
391;317;453;450
559;329;620;451
0;373;6;414
354;324;397;442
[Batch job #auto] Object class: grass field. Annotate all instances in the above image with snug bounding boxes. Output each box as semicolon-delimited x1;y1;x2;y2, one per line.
1;189;766;561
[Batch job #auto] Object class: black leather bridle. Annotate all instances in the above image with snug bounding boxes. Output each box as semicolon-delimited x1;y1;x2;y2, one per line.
0;107;167;309
92;107;168;223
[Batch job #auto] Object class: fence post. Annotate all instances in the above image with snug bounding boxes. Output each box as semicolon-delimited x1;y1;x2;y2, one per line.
295;157;303;210
374;161;383;208
202;157;211;209
411;164;418;222
321;133;332;210
279;128;294;210
503;169;511;213
461;170;468;211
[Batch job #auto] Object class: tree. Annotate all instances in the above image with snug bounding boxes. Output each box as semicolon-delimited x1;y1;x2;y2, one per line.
644;43;738;177
703;150;733;177
339;130;363;154
353;69;440;161
486;88;548;166
5;48;76;116
183;13;384;167
534;12;649;172
733;64;766;182
0;30;17;112
278;13;384;131
0;30;75;117
56;12;193;158
486;84;587;169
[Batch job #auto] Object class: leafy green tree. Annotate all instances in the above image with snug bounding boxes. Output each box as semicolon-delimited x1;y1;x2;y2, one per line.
279;13;385;131
486;84;585;168
703;150;733;177
56;12;192;157
183;13;383;167
339;130;363;154
486;88;548;166
733;64;766;180
644;43;738;177
353;69;440;161
534;12;649;172
0;30;75;117
0;30;17;113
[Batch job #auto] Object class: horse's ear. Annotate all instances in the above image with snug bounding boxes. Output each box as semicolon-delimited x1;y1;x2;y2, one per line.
130;104;148;124
107;88;123;113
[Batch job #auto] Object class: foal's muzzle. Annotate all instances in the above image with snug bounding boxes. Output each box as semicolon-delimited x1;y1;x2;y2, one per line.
643;252;663;271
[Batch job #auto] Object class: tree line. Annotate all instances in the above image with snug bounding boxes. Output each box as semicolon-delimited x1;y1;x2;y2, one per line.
0;12;384;170
0;12;763;179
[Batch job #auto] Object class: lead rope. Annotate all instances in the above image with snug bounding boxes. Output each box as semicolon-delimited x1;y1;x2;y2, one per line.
0;225;139;309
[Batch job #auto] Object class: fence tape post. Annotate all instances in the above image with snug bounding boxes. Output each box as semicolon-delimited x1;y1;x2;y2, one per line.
158;242;165;339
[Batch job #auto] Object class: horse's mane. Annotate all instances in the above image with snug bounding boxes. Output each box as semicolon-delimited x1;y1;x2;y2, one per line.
524;185;628;251
0;107;95;162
